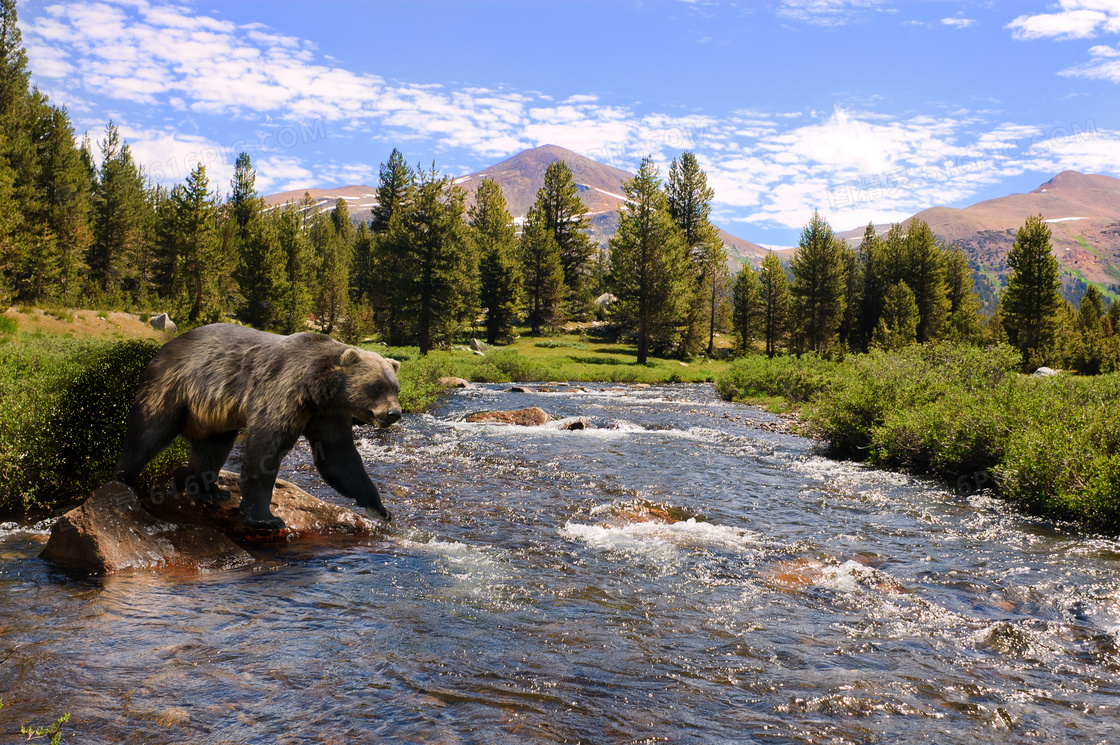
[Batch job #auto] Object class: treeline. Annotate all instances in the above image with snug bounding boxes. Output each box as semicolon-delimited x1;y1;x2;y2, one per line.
727;211;1120;374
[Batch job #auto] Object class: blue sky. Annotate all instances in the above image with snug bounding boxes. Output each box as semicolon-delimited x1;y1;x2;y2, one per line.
18;0;1120;246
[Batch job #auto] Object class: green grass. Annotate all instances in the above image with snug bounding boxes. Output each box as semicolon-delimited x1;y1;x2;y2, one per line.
367;329;732;412
715;343;1120;532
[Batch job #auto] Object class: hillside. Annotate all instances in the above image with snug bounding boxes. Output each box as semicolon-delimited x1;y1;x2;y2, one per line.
264;145;771;270
837;171;1120;308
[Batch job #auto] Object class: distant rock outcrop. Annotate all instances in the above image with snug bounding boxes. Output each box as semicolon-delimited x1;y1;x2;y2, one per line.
40;471;380;575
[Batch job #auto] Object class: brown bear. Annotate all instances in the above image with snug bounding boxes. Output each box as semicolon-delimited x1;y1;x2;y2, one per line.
112;323;402;529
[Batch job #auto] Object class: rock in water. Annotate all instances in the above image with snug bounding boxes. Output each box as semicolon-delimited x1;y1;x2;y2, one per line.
437;376;471;388
40;481;252;574
464;407;552;426
40;471;380;575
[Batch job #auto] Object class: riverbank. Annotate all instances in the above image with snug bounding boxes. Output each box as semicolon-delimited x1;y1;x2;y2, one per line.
0;316;731;518
715;343;1120;532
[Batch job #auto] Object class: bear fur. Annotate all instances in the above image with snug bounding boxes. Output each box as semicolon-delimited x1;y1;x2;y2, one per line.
112;323;402;529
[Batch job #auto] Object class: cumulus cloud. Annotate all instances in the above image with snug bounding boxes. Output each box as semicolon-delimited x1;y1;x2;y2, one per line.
941;18;976;29
1007;0;1120;41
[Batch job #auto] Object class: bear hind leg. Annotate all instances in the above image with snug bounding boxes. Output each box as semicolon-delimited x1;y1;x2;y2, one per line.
238;428;298;530
113;407;184;487
175;431;239;502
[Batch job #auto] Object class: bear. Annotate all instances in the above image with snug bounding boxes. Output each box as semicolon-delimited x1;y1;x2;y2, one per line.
112;323;402;530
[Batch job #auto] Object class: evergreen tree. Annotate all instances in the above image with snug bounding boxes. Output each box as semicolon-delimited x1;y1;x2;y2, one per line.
534;160;594;317
229;153;283;329
943;245;983;343
311;198;352;335
1002;214;1062;361
174;164;223;323
789;211;847;355
758;252;789;358
350;221;375;305
370;151;415;344
274;197;315;334
903;219;950;342
89;121;148;301
855;223;885;352
1109;299;1120;337
608;157;691;364
731;263;760;354
0;147;19;304
470;178;522;344
397;165;475;354
1079;285;1105;331
837;243;861;353
872;280;920;351
519;204;565;335
667;151;725;356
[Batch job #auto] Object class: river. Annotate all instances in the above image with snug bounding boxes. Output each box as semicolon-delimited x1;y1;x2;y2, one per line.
2;383;1120;743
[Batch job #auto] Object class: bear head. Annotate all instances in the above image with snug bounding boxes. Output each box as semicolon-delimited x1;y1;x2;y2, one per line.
340;347;403;428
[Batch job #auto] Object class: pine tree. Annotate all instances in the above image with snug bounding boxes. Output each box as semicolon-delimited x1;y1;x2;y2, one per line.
519;204;565;335
0;150;17;304
370;150;415;344
274;197;315;334
534;160;594;317
312;198;352;335
89;121;148;302
731;263;760;354
667;151;725;356
902;219;950;342
758;252;789;358
855;223;885;351
943;245;983;343
608;157;691;364
175;164;222;323
789;211;847;355
229;153;283;329
873;280;920;350
1002;214;1062;361
1079;285;1105;331
837;243;861;353
470;178;522;344
397;165;474;354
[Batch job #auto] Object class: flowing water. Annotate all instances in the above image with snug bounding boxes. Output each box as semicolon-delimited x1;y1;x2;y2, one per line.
2;383;1120;744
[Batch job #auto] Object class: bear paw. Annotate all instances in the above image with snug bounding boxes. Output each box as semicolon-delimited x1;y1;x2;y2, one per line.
242;514;286;530
366;506;393;524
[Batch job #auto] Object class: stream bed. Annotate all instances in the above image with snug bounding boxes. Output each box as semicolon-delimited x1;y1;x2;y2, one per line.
2;383;1120;743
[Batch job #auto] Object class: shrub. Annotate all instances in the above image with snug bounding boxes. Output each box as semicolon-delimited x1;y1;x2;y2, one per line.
715;353;837;405
0;315;16;335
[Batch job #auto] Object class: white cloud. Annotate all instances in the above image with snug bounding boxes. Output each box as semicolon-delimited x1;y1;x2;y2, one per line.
777;0;890;26
1061;43;1120;81
1007;0;1120;40
941;18;976;29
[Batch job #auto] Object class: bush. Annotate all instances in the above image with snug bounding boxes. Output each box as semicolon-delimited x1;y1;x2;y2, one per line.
0;338;185;516
534;339;588;351
715;353;837;405
0;315;16;335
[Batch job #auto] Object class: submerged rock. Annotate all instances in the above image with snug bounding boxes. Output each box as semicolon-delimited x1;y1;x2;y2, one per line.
40;471;379;575
464;406;551;426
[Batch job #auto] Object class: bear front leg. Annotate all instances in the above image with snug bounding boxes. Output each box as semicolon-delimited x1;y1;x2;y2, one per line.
239;427;298;530
113;403;186;487
305;414;393;523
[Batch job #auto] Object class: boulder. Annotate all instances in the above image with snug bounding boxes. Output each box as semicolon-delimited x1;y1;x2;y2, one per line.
1032;366;1060;377
40;472;379;575
506;386;529;393
595;293;616;307
437;376;471;388
555;417;589;431
149;312;177;334
464;406;551;426
469;338;490;353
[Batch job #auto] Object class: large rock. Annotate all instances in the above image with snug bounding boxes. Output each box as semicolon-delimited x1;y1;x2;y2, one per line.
41;471;380;575
1032;366;1060;377
469;338;490;353
437;376;471;388
149;312;177;334
464;406;552;426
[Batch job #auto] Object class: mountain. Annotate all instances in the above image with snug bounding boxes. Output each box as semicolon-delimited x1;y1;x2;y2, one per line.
837;171;1120;307
263;145;770;270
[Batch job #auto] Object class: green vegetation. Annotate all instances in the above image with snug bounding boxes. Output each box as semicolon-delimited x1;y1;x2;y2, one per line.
717;343;1120;531
0;332;185;517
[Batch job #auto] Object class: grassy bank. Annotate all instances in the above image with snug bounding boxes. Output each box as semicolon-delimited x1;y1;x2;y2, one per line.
716;344;1120;532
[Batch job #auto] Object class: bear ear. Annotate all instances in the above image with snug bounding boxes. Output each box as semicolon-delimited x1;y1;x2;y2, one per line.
387;358;401;373
341;348;362;366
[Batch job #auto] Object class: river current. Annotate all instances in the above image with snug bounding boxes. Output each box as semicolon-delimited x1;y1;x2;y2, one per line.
2;383;1120;743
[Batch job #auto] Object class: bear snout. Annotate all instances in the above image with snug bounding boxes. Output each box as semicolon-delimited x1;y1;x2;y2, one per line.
373;406;402;428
